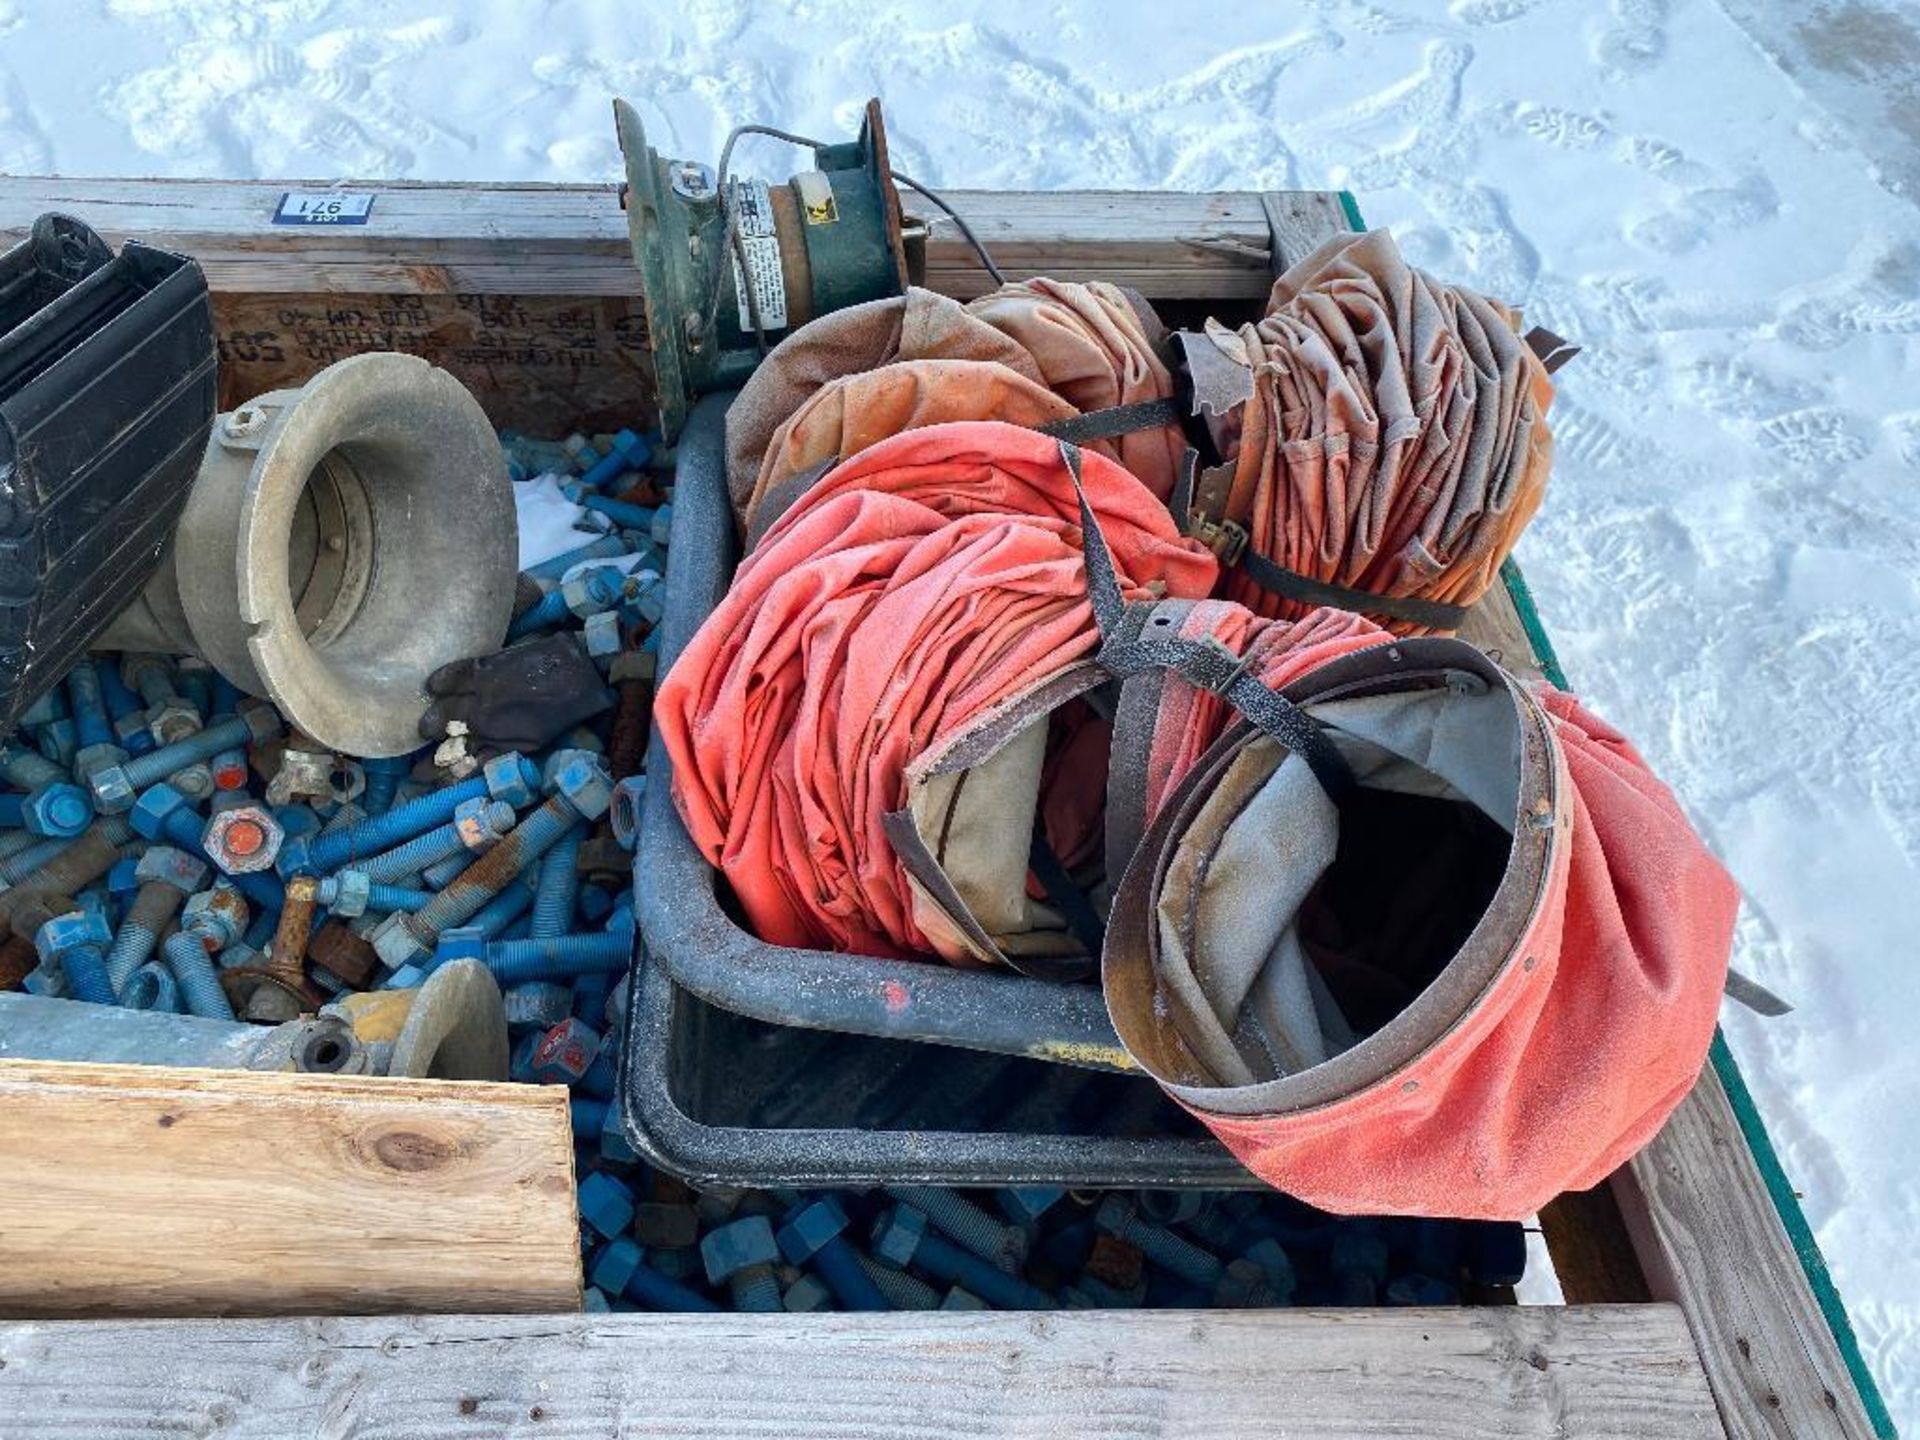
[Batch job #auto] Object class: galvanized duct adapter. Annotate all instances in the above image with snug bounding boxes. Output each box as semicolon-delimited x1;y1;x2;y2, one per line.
99;352;518;757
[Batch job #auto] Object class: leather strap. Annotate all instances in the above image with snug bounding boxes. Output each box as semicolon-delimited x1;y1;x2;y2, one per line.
1057;439;1357;803
1237;547;1470;632
1035;396;1183;445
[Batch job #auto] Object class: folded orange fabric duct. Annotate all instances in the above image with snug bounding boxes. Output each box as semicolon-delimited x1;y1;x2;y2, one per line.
726;279;1185;534
656;421;1216;960
1186;229;1555;635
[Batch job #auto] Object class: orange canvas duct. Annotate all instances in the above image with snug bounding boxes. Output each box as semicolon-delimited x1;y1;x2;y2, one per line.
656;422;1216;962
1180;229;1555;635
1101;637;1737;1218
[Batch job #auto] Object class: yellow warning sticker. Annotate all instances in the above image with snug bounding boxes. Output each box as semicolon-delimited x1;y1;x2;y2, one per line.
796;170;838;226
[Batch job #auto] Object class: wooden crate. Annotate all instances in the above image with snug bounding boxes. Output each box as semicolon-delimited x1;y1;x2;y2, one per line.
0;177;1887;1440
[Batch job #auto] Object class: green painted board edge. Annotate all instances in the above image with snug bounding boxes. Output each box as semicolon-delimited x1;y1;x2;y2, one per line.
1498;559;1897;1439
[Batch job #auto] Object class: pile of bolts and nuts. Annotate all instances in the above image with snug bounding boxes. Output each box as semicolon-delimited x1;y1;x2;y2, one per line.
0;422;1527;1312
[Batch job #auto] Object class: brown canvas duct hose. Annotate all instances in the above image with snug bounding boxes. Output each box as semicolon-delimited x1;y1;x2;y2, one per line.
1179;229;1556;635
726;280;1186;534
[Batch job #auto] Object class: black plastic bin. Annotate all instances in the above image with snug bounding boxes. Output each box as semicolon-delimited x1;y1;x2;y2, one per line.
0;213;217;737
623;391;1255;1188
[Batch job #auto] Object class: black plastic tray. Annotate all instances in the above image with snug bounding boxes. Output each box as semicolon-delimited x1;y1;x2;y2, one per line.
622;391;1255;1186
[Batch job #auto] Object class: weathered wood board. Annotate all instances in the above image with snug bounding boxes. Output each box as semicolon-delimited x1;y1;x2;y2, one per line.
0;1060;581;1319
210;291;652;432
0;1306;1722;1439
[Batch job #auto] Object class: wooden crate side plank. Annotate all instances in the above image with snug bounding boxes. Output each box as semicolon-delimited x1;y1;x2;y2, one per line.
0;179;1283;301
0;1306;1721;1440
0;1060;581;1319
211;291;653;433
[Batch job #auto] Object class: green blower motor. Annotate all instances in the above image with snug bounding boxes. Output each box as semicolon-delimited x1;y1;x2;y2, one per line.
614;99;912;441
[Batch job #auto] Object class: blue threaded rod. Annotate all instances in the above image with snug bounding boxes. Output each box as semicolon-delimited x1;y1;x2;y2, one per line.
485;930;629;986
141;795;282;913
162;929;234;1021
122;713;258;791
104;916;162;996
299;758;535;874
531;825;585;939
579;494;656;531
313;876;432;914
359;756;410;817
56;940;116;1005
357;819;469;884
403;800;576;943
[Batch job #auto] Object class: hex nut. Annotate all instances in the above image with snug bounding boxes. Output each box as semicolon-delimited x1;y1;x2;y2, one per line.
582;610;622;663
135;844;210;895
329;868;373;918
71;742;127;784
775;1199;849;1264
550;752;614;821
146;700;202;748
34;907;111;963
129;781;191;839
202;805;285;875
579;1173;636;1240
588;1236;643;1295
530;1016;602;1084
700;1216;780;1285
454;797;516;850
237;698;282;745
370;912;427;970
182;883;250;948
871;1207;926;1270
482;752;537;809
89;764;138;815
172;763;216;801
24;783;92;838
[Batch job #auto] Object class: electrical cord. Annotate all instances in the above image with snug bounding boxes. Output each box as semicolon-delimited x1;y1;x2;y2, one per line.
703;122;1007;353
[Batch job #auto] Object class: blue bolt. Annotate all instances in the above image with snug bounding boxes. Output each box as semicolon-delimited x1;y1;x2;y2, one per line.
577;428;651;491
35;902;116;1005
1095;1195;1223;1291
871;1206;1052;1312
88;702;277;813
354;800;513;884
131;784;282;914
438;911;632;987
0;745;93;838
287;753;537;876
566;488;656;533
506;589;571;640
530;825;585;939
593;1237;718;1313
777;1198;890;1312
701;1217;783;1313
887;1187;1027;1271
371;755;612;969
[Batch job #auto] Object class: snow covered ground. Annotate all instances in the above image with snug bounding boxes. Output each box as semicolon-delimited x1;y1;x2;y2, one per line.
3;0;1915;1421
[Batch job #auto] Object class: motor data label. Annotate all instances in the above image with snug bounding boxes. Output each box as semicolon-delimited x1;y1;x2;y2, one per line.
727;178;788;332
273;191;376;226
